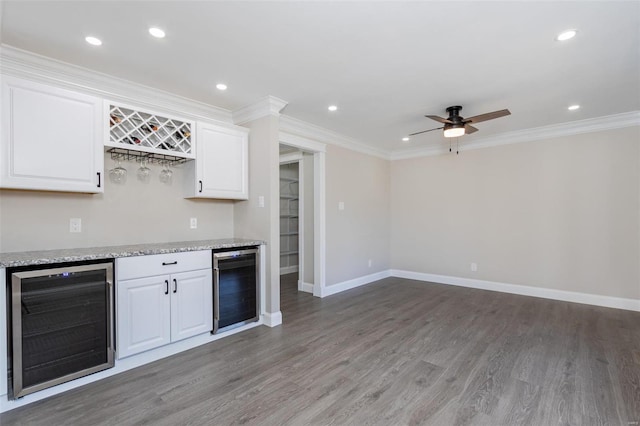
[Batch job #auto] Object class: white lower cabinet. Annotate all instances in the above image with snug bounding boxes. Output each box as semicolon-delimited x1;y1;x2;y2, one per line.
116;252;212;359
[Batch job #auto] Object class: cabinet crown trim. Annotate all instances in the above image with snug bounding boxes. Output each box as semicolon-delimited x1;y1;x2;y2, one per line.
232;96;288;125
0;44;233;126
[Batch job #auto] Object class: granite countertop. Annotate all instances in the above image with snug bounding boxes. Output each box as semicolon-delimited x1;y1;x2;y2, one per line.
0;238;265;268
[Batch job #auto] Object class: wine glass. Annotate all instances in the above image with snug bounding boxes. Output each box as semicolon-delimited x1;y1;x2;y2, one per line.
109;160;127;184
159;163;173;184
137;160;151;183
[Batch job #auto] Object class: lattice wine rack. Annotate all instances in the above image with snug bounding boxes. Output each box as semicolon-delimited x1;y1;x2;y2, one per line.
107;104;195;160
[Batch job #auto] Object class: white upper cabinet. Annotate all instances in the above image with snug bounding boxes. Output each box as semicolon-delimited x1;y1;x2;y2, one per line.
1;76;104;193
184;122;248;200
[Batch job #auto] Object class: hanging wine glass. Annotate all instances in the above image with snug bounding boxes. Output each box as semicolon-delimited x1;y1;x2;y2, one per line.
159;162;173;184
137;159;151;183
109;159;127;184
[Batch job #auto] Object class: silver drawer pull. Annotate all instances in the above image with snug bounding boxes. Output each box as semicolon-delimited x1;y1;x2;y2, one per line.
162;261;178;266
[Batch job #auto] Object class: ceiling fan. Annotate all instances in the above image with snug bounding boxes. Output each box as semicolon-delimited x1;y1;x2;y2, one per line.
410;105;511;138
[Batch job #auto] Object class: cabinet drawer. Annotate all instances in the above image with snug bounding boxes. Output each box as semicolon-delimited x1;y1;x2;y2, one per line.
116;251;211;280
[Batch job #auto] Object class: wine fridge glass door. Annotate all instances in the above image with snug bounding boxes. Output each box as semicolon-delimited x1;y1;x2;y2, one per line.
11;262;114;399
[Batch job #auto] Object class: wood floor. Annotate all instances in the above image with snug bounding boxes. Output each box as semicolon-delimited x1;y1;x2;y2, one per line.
2;275;639;425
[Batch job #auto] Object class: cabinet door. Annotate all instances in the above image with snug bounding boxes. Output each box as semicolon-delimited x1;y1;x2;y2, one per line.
117;275;171;358
191;123;248;200
1;76;104;193
170;269;213;342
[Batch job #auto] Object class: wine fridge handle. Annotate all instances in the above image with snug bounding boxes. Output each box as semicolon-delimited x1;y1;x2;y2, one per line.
164;280;169;295
213;267;220;333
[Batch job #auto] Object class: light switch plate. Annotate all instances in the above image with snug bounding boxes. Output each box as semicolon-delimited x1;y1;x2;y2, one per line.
258;196;265;208
190;218;197;229
338;201;345;210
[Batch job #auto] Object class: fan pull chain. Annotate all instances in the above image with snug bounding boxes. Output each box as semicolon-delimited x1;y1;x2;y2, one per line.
456;138;459;155
449;139;452;153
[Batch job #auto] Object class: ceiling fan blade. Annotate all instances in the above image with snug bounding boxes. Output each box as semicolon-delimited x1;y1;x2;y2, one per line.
425;115;453;124
465;124;479;134
464;109;511;124
409;127;444;136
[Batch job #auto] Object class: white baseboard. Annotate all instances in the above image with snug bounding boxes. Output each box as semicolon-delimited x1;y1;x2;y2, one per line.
280;265;298;275
321;270;392;298
298;281;314;293
391;269;640;312
263;311;283;327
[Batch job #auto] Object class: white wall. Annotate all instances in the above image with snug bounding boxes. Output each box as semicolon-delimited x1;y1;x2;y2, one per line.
390;126;640;300
326;144;391;286
0;161;234;252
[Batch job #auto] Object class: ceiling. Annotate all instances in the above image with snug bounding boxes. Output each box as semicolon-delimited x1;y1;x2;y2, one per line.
2;1;639;154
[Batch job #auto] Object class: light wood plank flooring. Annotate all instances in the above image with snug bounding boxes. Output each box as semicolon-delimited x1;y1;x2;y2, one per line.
2;274;639;425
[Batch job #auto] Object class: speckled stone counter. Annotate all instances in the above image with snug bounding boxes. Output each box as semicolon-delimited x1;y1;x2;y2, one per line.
0;238;265;268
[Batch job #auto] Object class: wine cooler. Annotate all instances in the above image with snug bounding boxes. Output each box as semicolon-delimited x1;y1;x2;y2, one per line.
9;261;115;399
213;248;259;334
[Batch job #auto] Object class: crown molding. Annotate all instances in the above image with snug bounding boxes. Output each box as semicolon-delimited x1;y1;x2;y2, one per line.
232;96;289;125
279;115;391;160
0;44;234;125
391;111;640;160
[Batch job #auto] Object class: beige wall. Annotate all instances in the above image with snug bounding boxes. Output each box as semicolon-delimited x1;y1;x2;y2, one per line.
0;162;234;253
326;144;391;286
234;115;281;314
303;152;314;284
390;126;640;300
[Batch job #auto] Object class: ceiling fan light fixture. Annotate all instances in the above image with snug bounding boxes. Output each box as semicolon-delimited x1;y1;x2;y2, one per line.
443;125;465;138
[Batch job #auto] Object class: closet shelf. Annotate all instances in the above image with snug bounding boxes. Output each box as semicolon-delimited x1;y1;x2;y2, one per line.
279;177;298;183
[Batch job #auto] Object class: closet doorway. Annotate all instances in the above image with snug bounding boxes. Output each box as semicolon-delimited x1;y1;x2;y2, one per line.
279;145;314;294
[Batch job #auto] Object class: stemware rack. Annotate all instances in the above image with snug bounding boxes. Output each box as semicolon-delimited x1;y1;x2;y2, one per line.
107;148;188;166
106;104;195;159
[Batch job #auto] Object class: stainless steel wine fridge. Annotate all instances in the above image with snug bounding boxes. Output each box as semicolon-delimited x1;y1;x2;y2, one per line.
212;248;259;334
9;261;115;399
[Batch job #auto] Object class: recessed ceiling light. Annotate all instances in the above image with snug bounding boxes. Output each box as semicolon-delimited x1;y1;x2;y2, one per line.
568;104;580;111
216;83;227;91
149;27;166;38
328;105;338;112
85;36;102;46
556;29;577;41
402;137;410;142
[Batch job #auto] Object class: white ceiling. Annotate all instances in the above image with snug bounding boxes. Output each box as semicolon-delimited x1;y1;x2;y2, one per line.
2;1;639;154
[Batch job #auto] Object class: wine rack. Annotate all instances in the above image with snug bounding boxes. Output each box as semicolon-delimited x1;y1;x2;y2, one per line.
106;104;195;159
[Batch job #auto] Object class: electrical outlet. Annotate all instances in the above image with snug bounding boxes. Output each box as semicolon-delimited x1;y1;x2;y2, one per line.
190;218;197;229
69;218;82;233
368;259;372;268
338;201;345;211
471;262;478;272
